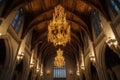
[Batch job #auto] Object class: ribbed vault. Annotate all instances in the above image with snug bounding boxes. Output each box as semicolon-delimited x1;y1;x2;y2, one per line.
3;0;111;65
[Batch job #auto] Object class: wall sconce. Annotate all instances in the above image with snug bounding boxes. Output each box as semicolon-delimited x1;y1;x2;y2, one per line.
106;37;120;53
69;70;73;75
40;71;43;76
80;65;85;70
30;53;36;68
40;64;43;76
36;59;40;73
17;52;24;61
76;71;80;76
46;70;50;75
30;60;35;68
76;63;80;76
89;54;95;62
0;33;2;36
106;37;118;48
36;67;40;73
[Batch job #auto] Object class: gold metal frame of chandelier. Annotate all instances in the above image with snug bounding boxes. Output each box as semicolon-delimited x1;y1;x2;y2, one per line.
54;48;65;67
48;5;71;46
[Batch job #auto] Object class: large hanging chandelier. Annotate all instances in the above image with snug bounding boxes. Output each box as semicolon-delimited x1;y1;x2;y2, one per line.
54;48;65;67
48;5;71;46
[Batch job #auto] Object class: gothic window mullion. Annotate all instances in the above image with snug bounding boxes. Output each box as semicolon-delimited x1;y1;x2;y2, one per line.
53;66;66;79
15;17;22;33
11;8;24;33
93;21;98;37
96;17;102;35
12;11;20;27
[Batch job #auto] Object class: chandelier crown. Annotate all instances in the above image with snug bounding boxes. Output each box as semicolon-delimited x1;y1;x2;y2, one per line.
57;48;63;56
48;5;71;46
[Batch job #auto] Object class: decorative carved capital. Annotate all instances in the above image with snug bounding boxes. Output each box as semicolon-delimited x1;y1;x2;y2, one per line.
106;37;120;54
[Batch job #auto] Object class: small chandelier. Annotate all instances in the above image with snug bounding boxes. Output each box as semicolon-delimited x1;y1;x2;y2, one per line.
54;48;65;67
48;5;71;46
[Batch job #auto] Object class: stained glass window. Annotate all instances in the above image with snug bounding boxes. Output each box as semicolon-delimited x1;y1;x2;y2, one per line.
0;0;2;3
15;17;22;32
110;0;120;14
116;0;120;3
91;11;102;37
12;12;20;28
94;16;102;36
11;8;24;33
53;66;66;78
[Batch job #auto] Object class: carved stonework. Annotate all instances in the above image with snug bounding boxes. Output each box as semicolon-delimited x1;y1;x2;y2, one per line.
111;14;120;45
106;37;120;55
115;23;120;41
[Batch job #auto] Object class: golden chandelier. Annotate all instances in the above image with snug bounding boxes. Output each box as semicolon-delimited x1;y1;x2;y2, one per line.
54;48;65;67
48;5;71;46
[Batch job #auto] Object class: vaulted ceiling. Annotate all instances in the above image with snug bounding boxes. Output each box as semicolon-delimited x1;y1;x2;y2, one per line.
4;0;110;64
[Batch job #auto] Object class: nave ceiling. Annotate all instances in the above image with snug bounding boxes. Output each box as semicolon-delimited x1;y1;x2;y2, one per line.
3;0;110;64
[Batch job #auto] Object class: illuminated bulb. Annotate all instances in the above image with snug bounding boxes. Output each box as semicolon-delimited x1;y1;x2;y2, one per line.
46;70;50;75
90;57;95;62
76;71;80;76
81;65;85;70
0;33;2;36
17;52;24;61
69;70;73;75
30;59;35;68
40;72;43;76
30;63;34;68
36;68;40;73
89;54;96;62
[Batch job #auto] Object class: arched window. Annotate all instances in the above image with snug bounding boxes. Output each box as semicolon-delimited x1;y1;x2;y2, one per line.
110;0;120;15
53;66;66;79
0;0;3;14
26;31;32;48
11;8;24;33
91;10;102;37
82;31;88;49
116;0;120;3
0;0;2;3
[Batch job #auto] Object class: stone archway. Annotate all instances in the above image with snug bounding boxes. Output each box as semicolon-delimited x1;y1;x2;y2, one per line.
0;37;14;80
105;45;120;80
90;63;99;80
12;60;24;80
0;39;6;76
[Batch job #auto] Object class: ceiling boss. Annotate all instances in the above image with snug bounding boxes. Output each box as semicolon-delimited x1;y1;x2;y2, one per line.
48;5;71;46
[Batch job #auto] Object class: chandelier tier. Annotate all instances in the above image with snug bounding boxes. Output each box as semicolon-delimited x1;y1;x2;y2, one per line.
54;48;65;67
48;5;71;46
